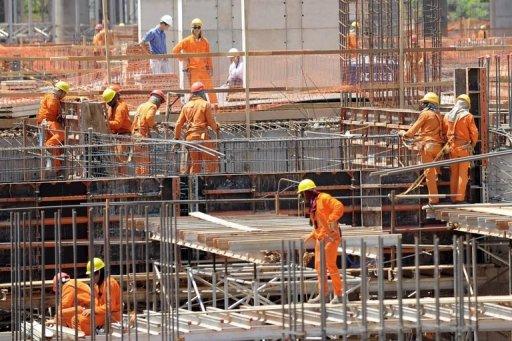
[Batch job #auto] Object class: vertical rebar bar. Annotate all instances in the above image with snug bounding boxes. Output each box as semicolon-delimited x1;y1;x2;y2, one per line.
434;235;440;341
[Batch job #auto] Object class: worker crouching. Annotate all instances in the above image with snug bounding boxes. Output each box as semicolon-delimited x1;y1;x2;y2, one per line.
444;94;479;203
131;90;166;176
299;179;345;304
36;81;70;175
399;92;445;205
75;258;121;335
174;81;220;174
46;272;91;334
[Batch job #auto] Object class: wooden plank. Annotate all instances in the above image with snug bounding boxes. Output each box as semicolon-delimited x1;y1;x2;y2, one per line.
189;211;261;232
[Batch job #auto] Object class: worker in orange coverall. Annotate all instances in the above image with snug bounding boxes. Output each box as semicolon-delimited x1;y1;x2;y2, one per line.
172;18;217;104
444;94;479;203
102;88;132;176
348;21;358;49
36;81;70;174
174;81;220;174
300;179;345;304
399;92;445;205
46;272;91;331
93;23;114;49
75;258;121;336
131;90;166;175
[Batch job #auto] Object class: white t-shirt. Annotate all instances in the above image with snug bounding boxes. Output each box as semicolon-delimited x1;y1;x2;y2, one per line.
227;59;244;86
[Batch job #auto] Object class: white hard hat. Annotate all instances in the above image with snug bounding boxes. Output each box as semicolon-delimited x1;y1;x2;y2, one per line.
160;15;173;26
228;47;239;57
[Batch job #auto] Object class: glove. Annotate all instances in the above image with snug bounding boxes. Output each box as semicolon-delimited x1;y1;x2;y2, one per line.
329;221;338;231
302;252;314;266
398;130;406;137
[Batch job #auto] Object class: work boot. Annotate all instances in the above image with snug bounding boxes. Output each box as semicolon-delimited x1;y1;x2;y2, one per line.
330;295;344;304
308;294;328;304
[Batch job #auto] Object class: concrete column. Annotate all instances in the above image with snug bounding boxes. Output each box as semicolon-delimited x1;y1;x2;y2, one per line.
55;0;90;42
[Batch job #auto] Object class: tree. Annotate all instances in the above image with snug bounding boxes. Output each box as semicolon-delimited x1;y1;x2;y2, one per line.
448;0;489;20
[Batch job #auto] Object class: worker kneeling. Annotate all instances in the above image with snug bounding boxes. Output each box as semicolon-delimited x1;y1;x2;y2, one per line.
46;272;91;334
175;81;220;174
74;258;121;335
399;92;445;205
300;179;345;304
444;94;479;203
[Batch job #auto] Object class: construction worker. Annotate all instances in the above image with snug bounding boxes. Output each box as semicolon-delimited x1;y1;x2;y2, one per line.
477;24;487;39
348;21;358;49
102;88;132;176
299;179;345;304
175;81;220;174
399;92;445;205
76;258;121;335
226;48;243;88
140;15;172;74
131;90;166;175
172;18;218;104
36;81;70;174
92;23;115;50
46;272;91;331
444;94;479;203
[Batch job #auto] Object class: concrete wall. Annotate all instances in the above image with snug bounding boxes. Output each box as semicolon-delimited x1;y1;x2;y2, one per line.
490;0;512;35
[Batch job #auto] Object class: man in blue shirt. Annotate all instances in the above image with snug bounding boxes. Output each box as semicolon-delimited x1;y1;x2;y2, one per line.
140;15;172;74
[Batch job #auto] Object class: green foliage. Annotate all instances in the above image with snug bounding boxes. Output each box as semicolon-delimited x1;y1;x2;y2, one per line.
448;0;489;20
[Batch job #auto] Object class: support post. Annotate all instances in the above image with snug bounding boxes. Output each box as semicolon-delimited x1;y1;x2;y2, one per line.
102;0;112;84
241;0;250;138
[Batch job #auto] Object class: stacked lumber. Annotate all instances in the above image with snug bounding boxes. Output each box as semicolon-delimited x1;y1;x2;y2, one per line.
1;79;39;91
0;98;39;119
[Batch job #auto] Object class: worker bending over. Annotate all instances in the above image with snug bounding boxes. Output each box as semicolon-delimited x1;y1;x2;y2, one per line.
131;90;166;175
36;81;70;175
46;272;91;333
92;24;115;52
300;179;345;304
102;87;132;176
175;82;220;174
76;258;121;335
173;18;217;104
399;92;445;205
444;94;479;203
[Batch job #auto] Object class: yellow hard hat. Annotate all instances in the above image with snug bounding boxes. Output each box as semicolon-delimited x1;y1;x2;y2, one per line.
297;179;317;194
55;81;70;93
191;18;203;27
419;92;440;105
102;88;117;103
457;94;471;106
86;257;105;275
480;24;486;30
351;21;358;28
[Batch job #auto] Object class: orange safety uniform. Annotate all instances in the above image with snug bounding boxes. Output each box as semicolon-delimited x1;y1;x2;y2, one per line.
93;29;114;47
131;101;158;175
175;95;220;174
172;35;217;104
477;29;487;40
56;280;91;329
36;93;64;171
108;99;132;176
444;112;479;203
74;277;121;336
404;109;445;204
306;193;344;296
348;32;357;49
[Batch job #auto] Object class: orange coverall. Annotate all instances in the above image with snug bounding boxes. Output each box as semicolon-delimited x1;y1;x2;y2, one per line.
36;93;64;171
56;280;91;329
131;101;157;175
444;112;479;203
108;99;132;176
74;277;121;335
306;193;344;296
348;32;357;49
404;109;445;204
174;95;220;174
93;29;114;47
172;35;217;104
